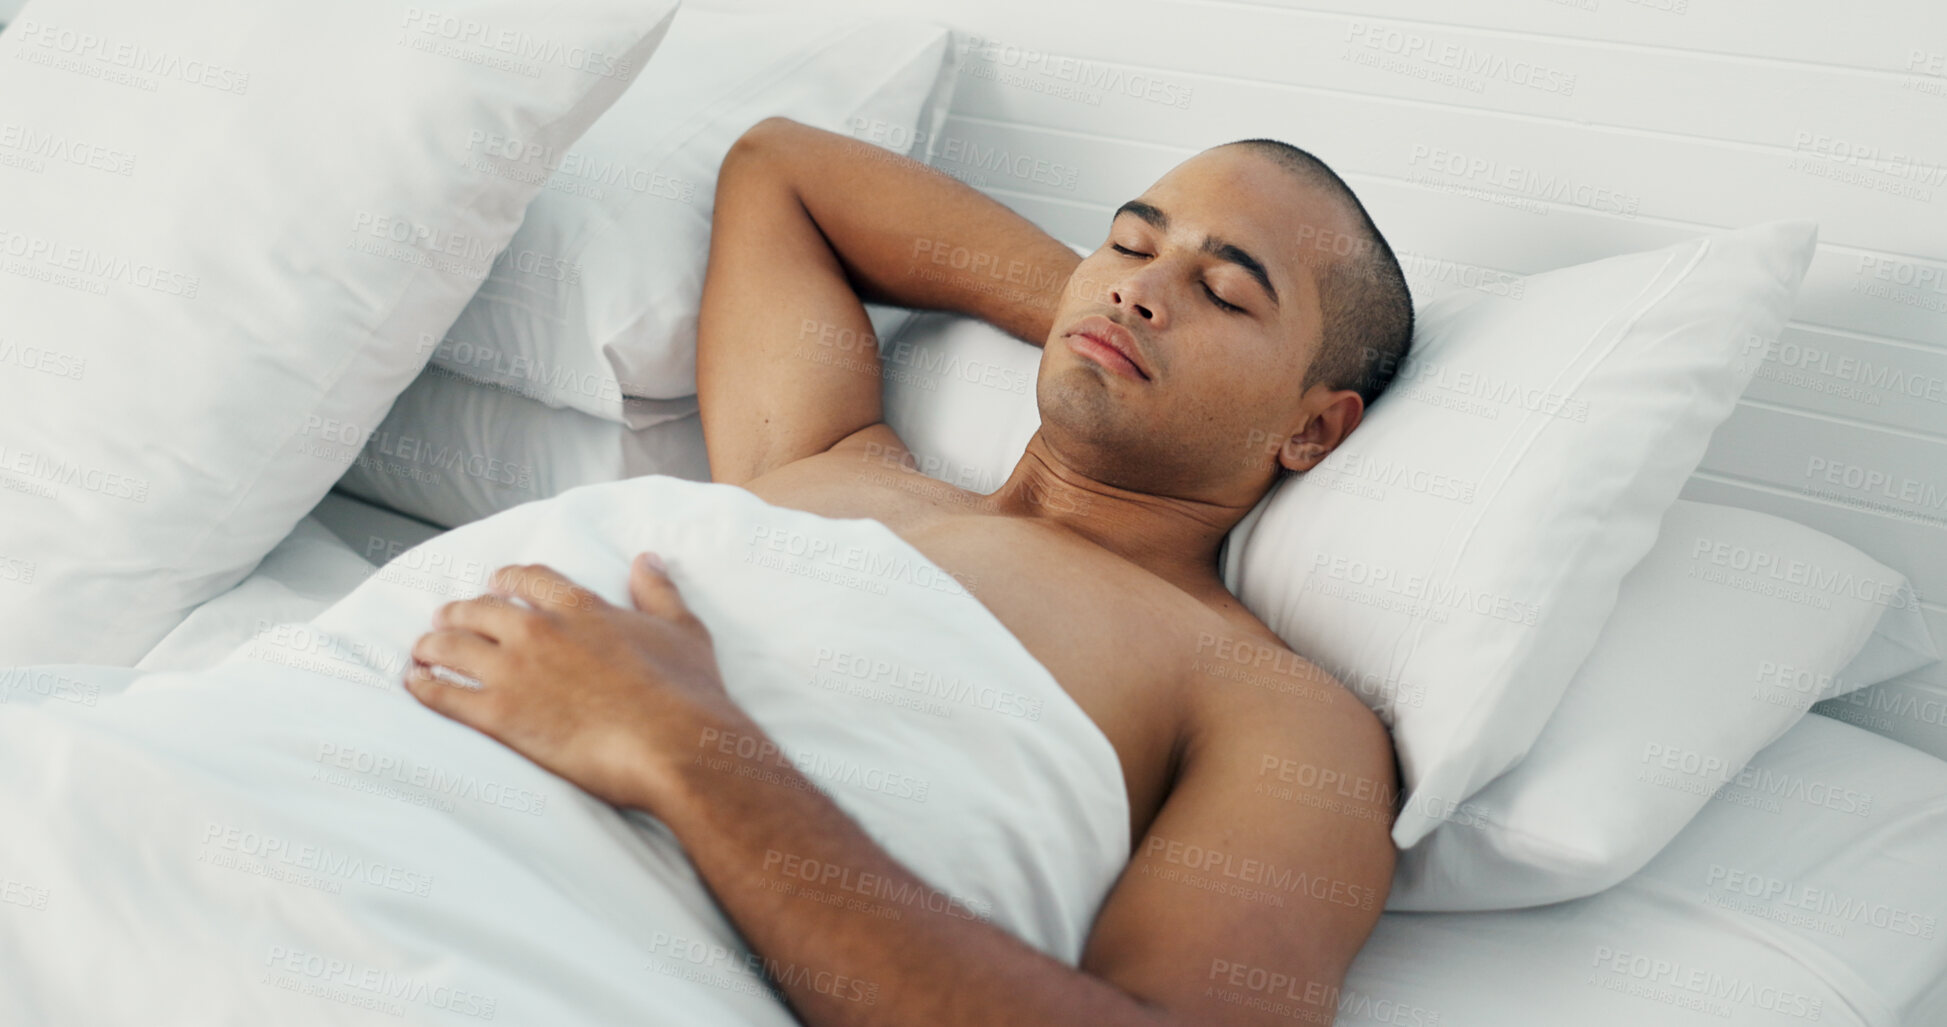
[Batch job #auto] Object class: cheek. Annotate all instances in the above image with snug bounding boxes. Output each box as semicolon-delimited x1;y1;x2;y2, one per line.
1196;359;1289;447
1065;258;1117;307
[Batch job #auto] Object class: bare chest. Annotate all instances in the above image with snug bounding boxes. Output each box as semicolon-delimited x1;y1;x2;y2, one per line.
741;455;1201;836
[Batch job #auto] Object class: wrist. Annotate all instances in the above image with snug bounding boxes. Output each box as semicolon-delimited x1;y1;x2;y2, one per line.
1022;246;1083;346
631;699;765;815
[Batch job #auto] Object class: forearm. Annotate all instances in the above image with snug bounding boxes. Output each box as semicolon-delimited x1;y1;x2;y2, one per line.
737;117;1081;347
640;710;1174;1027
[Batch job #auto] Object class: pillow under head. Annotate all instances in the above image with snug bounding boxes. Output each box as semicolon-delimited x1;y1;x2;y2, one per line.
877;221;1819;852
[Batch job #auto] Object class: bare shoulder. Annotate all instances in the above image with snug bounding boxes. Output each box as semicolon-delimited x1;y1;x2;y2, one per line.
1183;606;1393;760
825;422;914;466
1080;605;1400;1017
1172;605;1402;857
740;422;931;521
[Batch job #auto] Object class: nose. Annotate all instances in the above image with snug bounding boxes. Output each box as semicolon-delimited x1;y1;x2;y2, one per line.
1108;265;1167;328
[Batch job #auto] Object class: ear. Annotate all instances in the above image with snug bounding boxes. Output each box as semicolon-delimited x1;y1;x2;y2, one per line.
1277;387;1364;473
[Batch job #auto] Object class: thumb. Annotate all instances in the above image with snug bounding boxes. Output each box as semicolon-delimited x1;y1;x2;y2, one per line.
629;551;690;620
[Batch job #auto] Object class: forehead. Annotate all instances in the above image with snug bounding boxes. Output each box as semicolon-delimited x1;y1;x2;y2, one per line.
1132;146;1361;296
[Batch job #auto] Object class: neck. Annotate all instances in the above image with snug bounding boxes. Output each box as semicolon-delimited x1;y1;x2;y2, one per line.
982;432;1267;598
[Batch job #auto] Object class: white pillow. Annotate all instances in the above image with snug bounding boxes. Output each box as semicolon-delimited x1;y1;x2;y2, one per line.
1343;714;1947;1027
1223;220;1817;846
877;310;1046;493
310;490;447;565
432;9;960;423
0;0;681;665
333;366;710;529
873;223;1818;850
1389;498;1938;910
341;302;917;527
135;517;376;674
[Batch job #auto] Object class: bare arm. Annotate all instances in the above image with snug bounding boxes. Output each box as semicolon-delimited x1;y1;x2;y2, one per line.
651;664;1398;1027
696;116;1081;486
405;563;1399;1027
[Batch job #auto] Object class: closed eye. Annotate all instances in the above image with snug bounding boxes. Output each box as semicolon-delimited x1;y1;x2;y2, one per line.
1112;243;1245;314
1203;283;1243;314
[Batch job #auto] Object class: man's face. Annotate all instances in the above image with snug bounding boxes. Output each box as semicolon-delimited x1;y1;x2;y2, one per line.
1037;146;1363;497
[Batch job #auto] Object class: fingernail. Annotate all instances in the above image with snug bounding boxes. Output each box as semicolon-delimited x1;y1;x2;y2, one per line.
639;551;667;574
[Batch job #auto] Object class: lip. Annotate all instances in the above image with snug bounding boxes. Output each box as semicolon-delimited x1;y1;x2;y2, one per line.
1065;315;1151;381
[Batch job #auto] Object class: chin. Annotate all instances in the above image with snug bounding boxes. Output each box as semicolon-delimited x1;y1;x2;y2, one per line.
1041;384;1171;470
1040;368;1127;435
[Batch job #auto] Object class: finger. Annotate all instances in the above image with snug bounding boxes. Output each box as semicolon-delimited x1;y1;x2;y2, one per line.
409;628;500;683
629;551;692;621
489;563;603;614
432;593;528;640
403;662;489;723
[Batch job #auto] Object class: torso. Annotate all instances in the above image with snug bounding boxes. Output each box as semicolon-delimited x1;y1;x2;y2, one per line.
741;427;1301;845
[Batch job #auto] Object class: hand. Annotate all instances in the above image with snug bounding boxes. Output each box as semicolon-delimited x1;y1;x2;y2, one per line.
402;553;738;811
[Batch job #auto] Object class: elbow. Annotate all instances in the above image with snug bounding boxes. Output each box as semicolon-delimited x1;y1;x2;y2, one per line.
722;116;802;180
715;118;806;214
744;114;803;141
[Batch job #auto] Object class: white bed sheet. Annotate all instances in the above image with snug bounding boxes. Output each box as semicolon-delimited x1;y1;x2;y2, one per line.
2;475;1127;1025
1340;713;1947;1027
117;494;1947;1027
308;489;449;569
135;491;443;674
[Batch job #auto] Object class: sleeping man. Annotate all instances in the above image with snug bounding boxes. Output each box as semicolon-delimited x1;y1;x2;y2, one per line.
402;117;1416;1026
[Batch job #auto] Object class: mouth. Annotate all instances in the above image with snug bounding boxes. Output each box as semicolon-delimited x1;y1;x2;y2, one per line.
1065;316;1150;382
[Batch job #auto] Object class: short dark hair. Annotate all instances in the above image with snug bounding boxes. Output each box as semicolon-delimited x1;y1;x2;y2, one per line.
1222;139;1414;410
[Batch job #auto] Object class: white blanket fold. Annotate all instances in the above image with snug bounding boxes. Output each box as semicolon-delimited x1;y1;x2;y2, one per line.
0;476;1129;1025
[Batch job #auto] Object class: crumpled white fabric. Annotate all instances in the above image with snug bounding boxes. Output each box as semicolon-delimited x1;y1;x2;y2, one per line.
0;475;1129;1025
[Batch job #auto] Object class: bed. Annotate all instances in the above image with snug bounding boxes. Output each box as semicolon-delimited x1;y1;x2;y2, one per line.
2;0;1943;1024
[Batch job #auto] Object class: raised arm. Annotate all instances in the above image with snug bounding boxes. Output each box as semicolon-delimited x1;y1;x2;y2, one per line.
696;116;1080;486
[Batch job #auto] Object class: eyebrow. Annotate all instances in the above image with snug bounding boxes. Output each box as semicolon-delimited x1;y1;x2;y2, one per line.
1113;200;1281;310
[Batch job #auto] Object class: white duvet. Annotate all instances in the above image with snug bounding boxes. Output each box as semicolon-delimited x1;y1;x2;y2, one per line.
0;476;1129;1025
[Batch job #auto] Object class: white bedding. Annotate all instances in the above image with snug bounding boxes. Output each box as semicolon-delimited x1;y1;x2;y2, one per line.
136;490;446;675
136;515;379;674
18;482;1946;1026
0;476;1128;1024
309;489;449;564
1341;713;1947;1027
